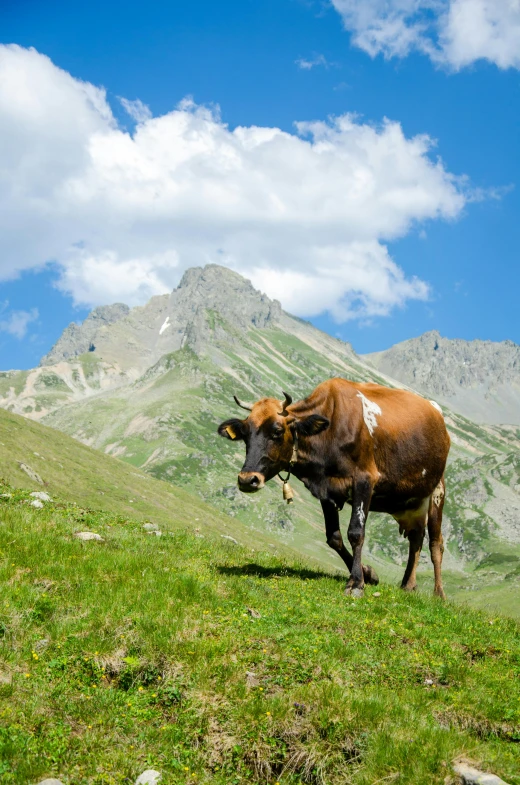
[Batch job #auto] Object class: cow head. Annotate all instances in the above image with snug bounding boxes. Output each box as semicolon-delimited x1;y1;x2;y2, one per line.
218;392;329;493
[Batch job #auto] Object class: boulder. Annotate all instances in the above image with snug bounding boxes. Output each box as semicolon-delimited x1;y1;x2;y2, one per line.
453;762;511;785
18;463;43;484
30;492;52;502
74;532;104;542
135;771;161;785
34;779;65;785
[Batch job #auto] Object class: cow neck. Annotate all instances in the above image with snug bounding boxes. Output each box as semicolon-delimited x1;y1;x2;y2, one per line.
278;430;299;484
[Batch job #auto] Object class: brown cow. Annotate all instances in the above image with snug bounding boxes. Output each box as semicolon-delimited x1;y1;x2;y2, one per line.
218;378;450;598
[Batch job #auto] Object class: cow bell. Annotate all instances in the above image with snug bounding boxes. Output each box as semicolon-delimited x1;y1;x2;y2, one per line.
282;480;294;505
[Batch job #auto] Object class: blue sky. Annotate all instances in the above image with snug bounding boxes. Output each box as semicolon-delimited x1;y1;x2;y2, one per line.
1;0;519;369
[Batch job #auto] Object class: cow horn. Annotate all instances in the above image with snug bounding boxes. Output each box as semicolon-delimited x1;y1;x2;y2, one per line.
233;395;254;412
279;391;293;416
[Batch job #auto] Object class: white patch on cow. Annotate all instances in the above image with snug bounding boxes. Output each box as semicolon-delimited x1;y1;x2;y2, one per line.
432;481;444;507
159;316;171;335
357;504;366;526
422;468;427;477
429;400;443;415
356;392;382;436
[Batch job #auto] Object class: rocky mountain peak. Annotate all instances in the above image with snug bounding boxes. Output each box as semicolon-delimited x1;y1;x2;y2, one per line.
40;265;282;369
40;303;130;366
421;330;441;347
172;264;282;330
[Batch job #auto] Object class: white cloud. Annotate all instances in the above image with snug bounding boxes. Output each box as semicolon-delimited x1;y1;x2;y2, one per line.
0;304;39;339
295;53;334;69
442;0;520;69
119;97;153;124
331;0;520;70
0;45;469;321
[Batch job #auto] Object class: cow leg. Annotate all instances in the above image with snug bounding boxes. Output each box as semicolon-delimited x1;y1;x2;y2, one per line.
400;525;425;592
428;479;447;599
321;501;379;586
345;478;373;598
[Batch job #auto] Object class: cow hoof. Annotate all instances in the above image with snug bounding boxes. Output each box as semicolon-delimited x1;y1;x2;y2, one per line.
362;564;379;586
345;586;364;599
401;584;417;593
434;587;447;600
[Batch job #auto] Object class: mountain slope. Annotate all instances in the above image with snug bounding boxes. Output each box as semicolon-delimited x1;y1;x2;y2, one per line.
1;266;520;614
0;406;299;557
365;330;520;425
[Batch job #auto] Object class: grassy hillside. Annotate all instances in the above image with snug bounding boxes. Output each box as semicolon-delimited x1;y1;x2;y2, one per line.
0;485;518;785
3;394;520;622
37;344;520;611
2;267;520;616
0;407;299;558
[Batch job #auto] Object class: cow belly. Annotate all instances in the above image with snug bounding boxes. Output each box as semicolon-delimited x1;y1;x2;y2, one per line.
391;496;430;535
369;493;429;516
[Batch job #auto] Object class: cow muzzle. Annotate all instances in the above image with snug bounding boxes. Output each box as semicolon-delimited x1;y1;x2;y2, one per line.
238;471;265;493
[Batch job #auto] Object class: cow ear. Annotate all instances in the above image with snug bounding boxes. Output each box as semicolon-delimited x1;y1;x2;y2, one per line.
218;418;246;441
294;414;330;436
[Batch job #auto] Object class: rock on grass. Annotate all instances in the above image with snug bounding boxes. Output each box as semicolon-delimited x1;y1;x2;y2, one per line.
135;771;161;785
35;779;65;785
453;761;511;785
30;492;52;502
18;462;43;484
74;531;104;541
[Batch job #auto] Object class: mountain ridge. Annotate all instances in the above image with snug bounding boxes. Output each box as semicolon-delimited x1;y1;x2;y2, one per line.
364;330;520;425
40;265;284;373
40;302;131;366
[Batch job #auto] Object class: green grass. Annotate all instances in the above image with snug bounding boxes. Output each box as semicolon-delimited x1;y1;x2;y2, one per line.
0;484;519;785
448;578;520;620
78;353;104;380
4;398;519;624
35;373;72;393
0;408;300;559
0;371;29;398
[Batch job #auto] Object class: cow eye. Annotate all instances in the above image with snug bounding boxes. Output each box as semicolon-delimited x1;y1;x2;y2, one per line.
271;425;284;439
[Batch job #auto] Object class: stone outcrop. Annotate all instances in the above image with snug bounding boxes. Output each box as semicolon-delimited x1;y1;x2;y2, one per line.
453;761;511;785
365;331;520;424
40;303;130;366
